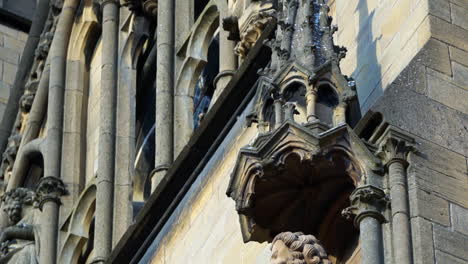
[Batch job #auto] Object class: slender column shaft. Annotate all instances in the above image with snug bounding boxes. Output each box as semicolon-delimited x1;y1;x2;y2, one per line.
274;100;283;128
153;0;175;191
344;185;386;264
389;161;413;264
360;217;384;264
305;88;317;123
95;0;119;261
36;176;66;264
39;201;59;264
212;2;237;105
38;0;77;262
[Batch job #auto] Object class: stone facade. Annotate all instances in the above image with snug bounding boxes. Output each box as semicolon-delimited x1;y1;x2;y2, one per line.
0;24;28;118
0;0;465;263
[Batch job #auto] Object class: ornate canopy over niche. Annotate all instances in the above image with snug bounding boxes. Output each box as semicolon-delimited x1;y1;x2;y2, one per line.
226;0;384;248
226;121;382;242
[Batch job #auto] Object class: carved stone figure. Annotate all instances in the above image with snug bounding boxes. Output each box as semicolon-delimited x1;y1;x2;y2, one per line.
0;135;22;184
0;188;40;263
271;232;331;264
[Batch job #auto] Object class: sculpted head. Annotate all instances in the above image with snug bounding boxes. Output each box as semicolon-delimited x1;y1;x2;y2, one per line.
2;188;36;225
271;232;331;264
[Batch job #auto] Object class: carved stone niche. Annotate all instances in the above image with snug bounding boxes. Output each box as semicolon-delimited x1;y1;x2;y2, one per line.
227;120;381;261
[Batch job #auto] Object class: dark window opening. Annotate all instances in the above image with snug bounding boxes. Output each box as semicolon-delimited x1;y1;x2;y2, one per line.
195;0;210;21
193;34;219;128
316;83;339;125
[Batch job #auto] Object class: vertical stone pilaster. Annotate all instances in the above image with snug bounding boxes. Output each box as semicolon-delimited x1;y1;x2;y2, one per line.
36;177;67;264
377;127;415;264
342;185;388;264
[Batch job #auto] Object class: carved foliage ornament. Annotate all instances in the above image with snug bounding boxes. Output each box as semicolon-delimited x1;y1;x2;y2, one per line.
121;0;158;18
341;185;388;227
235;9;276;59
271;232;331;264
36;177;67;209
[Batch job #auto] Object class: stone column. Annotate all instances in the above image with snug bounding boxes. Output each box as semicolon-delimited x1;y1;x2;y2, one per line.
95;0;119;261
153;0;175;191
212;1;238;106
343;185;387;264
273;99;283;128
377;128;415;264
305;86;317;123
36;177;67;264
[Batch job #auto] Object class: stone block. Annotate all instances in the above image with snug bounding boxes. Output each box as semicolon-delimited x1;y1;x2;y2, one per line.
408;185;450;226
0;24;18;38
428;0;451;22
451;203;468;236
419;38;452;76
427;72;468;114
451;3;468;30
0;81;11;100
435;250;467;264
450;46;468;67
411;217;435;264
3;35;24;52
372;81;468;155
450;0;468;9
2;62;17;85
433;224;468;260
392;60;427;94
408;162;468;208
0;46;19;64
452;62;468;90
381;0;410;49
63;90;84;133
430;15;468;51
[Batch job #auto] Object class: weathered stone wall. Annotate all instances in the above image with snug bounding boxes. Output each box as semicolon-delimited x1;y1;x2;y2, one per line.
0;23;27;119
369;1;468;262
334;0;438;112
144;104;271;264
141;0;467;263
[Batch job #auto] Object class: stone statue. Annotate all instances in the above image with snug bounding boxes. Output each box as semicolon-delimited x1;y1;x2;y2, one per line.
271;232;331;264
0;188;39;263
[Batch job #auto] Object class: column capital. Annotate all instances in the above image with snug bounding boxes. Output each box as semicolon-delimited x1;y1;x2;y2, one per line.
36;177;67;210
342;185;388;227
376;126;416;168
